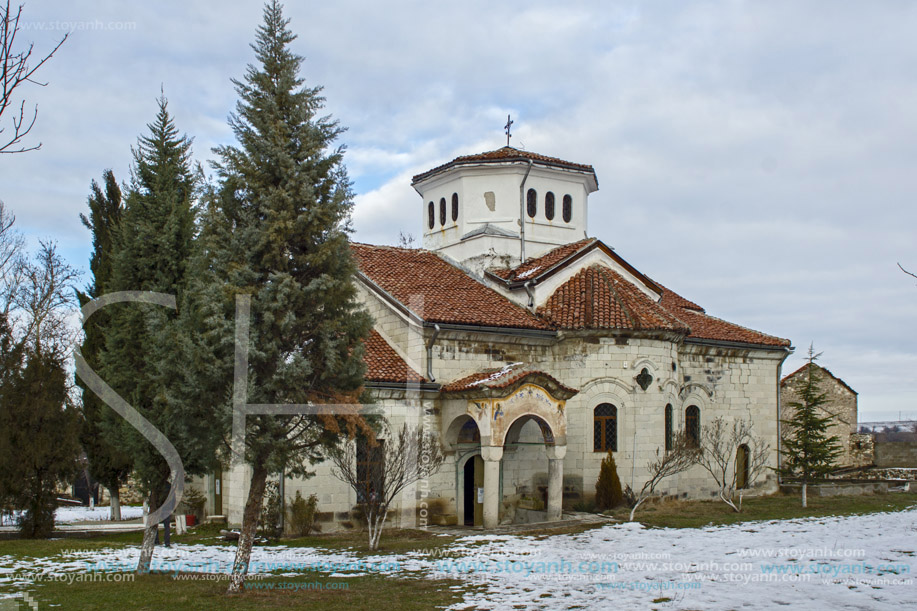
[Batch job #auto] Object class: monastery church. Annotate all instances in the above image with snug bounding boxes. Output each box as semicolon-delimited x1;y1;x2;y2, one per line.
216;144;792;530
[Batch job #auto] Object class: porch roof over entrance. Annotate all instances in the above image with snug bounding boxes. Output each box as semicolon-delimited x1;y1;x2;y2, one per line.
441;363;578;400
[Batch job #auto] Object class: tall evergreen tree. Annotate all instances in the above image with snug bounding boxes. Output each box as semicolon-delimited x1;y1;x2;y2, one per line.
101;95;217;572
202;1;372;592
778;345;842;507
76;170;132;521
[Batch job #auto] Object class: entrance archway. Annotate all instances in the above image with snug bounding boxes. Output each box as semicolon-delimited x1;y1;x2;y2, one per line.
462;455;484;526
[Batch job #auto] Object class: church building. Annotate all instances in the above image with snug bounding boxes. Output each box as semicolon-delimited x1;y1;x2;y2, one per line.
217;144;793;529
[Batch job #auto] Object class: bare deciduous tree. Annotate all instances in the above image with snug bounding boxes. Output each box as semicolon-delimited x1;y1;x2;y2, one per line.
898;262;917;284
1;1;68;154
628;431;698;521
696;416;770;512
330;423;444;550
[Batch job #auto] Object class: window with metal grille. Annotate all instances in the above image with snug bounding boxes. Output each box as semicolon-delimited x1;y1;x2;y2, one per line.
562;194;572;223
665;404;673;451
427;201;434;229
356;436;384;503
685;405;700;448
451;193;459;222
527;188;537;218
545;191;555;220
593;403;617;452
439;198;446;226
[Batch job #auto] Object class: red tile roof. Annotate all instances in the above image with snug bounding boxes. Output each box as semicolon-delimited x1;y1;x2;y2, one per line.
352;240;788;348
412;146;596;185
489;238;596;282
658;284;790;347
352;244;550;330
538;265;688;332
441;363;578;397
363;329;424;384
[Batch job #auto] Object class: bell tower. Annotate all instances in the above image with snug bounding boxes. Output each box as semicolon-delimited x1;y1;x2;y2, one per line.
411;146;598;271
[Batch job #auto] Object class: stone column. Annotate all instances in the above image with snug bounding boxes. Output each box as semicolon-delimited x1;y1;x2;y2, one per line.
546;444;567;522
481;445;503;529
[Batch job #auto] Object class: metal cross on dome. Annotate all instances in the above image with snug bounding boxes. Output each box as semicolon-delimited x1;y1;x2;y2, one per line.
504;114;513;147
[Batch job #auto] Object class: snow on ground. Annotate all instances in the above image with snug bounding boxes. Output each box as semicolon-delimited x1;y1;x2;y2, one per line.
0;506;144;528
1;509;915;609
54;506;144;524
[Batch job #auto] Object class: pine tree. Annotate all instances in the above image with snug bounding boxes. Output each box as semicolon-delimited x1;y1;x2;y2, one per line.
203;1;372;593
76;170;133;521
595;451;624;510
101;95;218;572
778;346;842;507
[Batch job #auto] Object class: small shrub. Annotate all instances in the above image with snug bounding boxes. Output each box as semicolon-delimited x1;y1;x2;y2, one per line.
288;491;318;537
572;499;597;513
623;485;637;508
595;451;624;510
179;486;206;522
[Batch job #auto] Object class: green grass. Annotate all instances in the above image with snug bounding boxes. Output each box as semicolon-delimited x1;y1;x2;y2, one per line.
610;491;917;528
17;572;472;610
276;528;457;556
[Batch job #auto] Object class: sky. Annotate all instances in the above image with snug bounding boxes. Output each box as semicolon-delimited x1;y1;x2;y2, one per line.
2;1;915;421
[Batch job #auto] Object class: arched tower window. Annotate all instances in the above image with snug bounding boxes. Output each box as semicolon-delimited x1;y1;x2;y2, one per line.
562;194;572;223
545;192;555;220
439;198;446;226
451;193;459;222
427;201;434;229
664;404;673;452
593;403;617;452
685;405;700;448
526;188;537;218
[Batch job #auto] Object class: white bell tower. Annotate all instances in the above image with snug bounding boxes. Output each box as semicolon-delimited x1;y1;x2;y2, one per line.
411;145;598;271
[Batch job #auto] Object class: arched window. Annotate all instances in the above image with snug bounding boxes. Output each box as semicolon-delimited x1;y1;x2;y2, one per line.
736;444;750;489
665;404;673;452
545;192;555;220
593;403;617;452
427;201;434;229
562;194;572;223
451;193;459;222
439;198;446;226
526;188;537;218
685;405;700;448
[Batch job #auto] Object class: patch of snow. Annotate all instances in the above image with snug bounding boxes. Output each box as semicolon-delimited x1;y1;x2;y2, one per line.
469;363;524;387
516;266;541;280
54;506;145;524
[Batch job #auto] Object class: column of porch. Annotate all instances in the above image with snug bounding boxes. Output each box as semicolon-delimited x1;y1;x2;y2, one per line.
546;444;566;521
480;445;503;529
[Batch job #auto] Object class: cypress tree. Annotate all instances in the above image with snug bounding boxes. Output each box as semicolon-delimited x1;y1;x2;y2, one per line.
102;95;217;572
203;1;372;592
76;170;133;521
595;450;624;510
778;346;842;507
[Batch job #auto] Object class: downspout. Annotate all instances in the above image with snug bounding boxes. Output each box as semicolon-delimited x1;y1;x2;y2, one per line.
519;159;534;264
426;324;441;383
775;348;792;478
523;280;535;311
